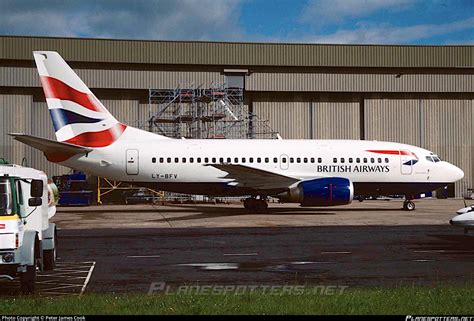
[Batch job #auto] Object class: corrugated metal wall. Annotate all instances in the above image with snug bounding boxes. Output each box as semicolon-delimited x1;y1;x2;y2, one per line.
365;99;474;197
421;100;473;198
253;102;311;139
2;67;473;93
2;36;473;68
0;67;225;90
254;102;359;140
365;99;421;146
312;102;360;139
0;94;31;166
246;72;474;92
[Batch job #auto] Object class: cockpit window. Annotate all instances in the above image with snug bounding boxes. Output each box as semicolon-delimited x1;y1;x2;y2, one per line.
426;155;441;162
0;179;13;215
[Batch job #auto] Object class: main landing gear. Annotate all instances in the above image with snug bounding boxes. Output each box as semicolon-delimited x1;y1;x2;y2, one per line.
243;197;268;212
402;200;416;211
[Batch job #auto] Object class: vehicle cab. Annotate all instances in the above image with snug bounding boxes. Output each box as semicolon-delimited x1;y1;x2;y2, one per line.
0;164;58;294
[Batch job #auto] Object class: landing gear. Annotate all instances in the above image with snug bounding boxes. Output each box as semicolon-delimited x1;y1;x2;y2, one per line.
403;200;416;211
243;197;268;212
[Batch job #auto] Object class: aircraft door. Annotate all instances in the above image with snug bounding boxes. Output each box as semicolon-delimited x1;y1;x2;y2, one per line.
126;149;139;175
280;154;289;170
400;150;413;175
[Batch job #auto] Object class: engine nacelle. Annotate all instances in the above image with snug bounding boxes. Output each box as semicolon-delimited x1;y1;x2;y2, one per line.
280;177;354;206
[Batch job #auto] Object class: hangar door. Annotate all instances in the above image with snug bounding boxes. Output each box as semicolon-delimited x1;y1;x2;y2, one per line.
126;149;139;175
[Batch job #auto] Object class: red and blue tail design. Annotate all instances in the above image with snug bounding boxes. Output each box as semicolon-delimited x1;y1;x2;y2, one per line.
34;51;126;148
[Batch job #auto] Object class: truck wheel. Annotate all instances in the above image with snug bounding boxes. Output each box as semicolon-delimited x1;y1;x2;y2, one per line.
20;264;36;295
43;248;56;271
43;232;57;271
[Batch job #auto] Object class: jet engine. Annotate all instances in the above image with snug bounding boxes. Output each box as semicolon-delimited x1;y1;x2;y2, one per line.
278;177;354;206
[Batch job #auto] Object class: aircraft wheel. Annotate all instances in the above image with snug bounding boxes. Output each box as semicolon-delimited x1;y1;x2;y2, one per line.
403;200;416;211
243;198;267;212
255;199;268;212
243;198;253;210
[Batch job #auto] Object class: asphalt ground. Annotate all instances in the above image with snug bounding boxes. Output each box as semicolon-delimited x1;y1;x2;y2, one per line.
45;199;474;293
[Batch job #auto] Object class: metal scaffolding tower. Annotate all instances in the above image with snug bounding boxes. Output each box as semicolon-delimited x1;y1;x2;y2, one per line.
145;83;279;203
147;83;277;139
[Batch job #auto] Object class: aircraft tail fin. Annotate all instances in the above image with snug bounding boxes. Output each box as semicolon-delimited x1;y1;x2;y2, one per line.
33;51;128;148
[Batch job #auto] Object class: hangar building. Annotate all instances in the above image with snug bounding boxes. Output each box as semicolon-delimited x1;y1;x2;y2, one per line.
0;36;472;197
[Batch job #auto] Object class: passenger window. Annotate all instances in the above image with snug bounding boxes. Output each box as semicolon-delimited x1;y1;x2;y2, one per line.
290;158;294;163
370;158;375;163
175;157;179;163
282;158;287;163
297;158;301;163
197;157;201;163
190;158;194;163
182;158;186;163
249;157;254;163
219;157;224;163
356;158;360;163
234;157;238;163
378;158;382;163
349;158;353;163
265;157;269;163
310;157;315;163
385;158;389;163
273;157;278;163
333;158;337;163
341;158;345;163
152;157;156;163
227;157;231;163
363;158;367;163
167;157;171;163
257;158;261;163
242;158;246;163
303;158;308;163
159;157;164;163
212;157;216;163
318;158;322;163
205;157;209;163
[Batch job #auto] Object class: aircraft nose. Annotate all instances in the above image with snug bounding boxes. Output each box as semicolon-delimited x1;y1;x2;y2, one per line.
451;165;464;182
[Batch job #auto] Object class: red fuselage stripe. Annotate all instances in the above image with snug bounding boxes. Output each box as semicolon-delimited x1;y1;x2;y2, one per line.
366;150;412;156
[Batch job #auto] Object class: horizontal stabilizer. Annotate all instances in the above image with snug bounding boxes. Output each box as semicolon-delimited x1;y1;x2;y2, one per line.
9;133;91;162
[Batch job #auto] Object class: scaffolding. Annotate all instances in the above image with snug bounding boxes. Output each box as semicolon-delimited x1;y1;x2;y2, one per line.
145;83;279;203
147;83;278;139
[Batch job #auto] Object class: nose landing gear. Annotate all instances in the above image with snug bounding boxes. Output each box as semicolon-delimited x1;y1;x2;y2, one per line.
243;197;268;212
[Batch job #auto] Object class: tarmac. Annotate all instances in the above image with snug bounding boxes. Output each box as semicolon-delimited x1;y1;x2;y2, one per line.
2;199;474;295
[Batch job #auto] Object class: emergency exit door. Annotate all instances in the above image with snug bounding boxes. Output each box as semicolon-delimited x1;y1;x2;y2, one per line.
126;149;139;175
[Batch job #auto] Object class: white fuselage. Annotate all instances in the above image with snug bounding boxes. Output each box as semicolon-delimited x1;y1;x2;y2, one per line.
57;127;464;198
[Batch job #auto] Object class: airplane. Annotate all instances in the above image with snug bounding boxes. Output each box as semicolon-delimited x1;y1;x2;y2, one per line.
450;203;474;234
10;51;465;211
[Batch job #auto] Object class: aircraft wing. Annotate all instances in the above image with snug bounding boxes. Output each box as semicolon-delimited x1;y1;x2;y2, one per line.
209;164;299;190
9;133;91;162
